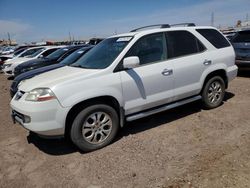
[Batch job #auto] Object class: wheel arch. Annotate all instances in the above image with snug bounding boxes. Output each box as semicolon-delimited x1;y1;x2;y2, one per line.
201;69;228;93
64;96;124;137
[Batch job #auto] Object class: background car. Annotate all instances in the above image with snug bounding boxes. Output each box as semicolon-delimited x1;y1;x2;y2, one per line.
0;46;15;55
2;46;61;76
231;29;250;68
10;45;93;97
0;47;29;65
13;45;86;76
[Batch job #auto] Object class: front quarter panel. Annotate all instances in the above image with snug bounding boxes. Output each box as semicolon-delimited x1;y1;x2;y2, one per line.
52;72;124;108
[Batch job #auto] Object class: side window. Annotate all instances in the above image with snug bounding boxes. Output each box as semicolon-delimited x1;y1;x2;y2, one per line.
166;31;205;59
41;48;58;57
126;33;166;65
196;29;231;49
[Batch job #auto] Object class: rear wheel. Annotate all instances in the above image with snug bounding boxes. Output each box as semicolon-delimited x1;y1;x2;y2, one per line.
70;104;119;152
202;76;225;109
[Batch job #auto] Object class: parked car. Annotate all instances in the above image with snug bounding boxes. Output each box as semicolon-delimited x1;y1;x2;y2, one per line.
13;45;86;77
0;47;36;70
10;46;93;97
231;29;250;68
0;46;15;55
2;46;60;76
0;47;29;64
11;24;238;152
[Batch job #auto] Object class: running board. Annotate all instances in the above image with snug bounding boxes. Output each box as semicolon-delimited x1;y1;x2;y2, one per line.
126;95;202;122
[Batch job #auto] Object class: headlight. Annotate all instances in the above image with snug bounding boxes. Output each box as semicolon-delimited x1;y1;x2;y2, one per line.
3;64;11;68
25;88;56;102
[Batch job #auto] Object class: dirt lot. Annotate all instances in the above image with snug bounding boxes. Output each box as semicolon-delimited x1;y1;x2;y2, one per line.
0;71;250;188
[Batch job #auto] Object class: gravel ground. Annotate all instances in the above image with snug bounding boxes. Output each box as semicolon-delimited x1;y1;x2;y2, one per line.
0;71;250;188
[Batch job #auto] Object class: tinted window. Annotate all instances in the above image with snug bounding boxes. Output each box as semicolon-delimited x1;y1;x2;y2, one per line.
166;31;205;59
126;33;166;65
60;47;91;65
232;30;250;43
27;48;45;58
41;48;58;57
20;47;44;57
196;29;230;48
58;48;80;61
13;48;26;56
46;48;69;59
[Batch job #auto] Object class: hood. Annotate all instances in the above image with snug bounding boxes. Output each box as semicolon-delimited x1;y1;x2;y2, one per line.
5;57;30;65
16;57;54;69
0;54;13;58
14;64;64;82
19;66;99;92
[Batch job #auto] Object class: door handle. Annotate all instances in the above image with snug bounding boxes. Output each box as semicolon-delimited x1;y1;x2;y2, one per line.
203;59;212;66
162;69;173;76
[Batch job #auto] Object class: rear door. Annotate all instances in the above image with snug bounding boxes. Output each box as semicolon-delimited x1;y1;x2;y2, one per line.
165;30;209;101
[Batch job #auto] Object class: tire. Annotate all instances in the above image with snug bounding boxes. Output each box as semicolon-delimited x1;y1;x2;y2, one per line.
202;76;225;109
70;104;119;152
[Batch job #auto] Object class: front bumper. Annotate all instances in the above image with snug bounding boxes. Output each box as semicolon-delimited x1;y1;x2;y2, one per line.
10;92;71;136
235;59;250;67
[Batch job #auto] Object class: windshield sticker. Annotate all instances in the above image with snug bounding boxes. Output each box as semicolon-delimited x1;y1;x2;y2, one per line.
77;51;84;54
116;37;132;42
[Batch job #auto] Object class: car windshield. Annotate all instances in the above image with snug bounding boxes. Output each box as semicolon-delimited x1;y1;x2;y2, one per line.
71;37;132;69
46;47;69;59
19;47;44;57
60;47;91;65
13;48;27;57
26;48;45;58
232;30;250;43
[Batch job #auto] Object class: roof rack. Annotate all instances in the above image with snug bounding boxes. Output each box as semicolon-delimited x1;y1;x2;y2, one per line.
130;23;196;32
170;23;196;27
130;24;170;32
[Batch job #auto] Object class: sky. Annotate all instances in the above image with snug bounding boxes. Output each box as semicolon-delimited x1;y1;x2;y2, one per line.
0;0;249;44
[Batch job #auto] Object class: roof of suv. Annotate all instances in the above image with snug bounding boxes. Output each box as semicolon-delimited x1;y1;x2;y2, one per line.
110;26;217;38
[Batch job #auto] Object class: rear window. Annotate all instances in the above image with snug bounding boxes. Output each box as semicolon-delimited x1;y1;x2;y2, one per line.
196;29;230;49
232;30;250;43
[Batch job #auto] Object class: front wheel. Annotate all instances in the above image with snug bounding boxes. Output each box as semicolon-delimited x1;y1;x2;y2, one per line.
70;104;119;152
202;76;225;109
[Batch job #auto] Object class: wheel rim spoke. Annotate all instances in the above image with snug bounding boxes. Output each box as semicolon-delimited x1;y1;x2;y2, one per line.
207;81;223;104
82;111;112;144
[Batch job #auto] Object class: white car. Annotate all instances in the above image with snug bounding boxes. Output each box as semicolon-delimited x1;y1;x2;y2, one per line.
0;46;15;55
2;46;60;75
11;24;238;152
0;47;31;62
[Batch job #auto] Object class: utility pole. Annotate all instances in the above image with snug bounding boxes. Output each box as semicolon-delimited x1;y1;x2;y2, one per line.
211;12;214;27
7;32;11;45
69;31;71;42
246;13;249;22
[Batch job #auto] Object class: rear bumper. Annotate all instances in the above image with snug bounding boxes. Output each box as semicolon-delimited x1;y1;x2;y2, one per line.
227;65;238;82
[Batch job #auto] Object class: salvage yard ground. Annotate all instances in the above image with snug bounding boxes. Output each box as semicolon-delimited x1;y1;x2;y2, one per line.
0;71;250;188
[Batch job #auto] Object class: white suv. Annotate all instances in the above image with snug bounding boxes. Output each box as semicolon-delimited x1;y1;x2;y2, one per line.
10;24;238;152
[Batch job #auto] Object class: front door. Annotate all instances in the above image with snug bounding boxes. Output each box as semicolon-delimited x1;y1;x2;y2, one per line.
119;32;175;115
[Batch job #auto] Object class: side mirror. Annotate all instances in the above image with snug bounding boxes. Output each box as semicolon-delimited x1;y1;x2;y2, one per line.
123;56;140;69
